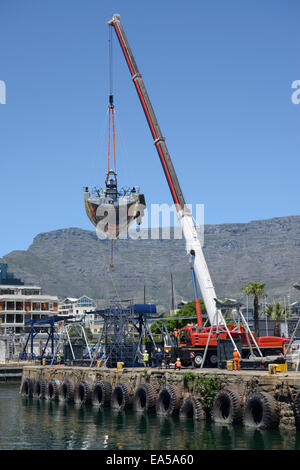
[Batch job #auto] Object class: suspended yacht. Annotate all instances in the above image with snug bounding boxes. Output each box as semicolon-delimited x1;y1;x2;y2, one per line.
84;85;146;267
84;27;146;266
84;169;146;240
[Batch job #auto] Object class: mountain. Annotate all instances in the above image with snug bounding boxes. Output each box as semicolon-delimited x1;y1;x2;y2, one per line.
1;215;300;311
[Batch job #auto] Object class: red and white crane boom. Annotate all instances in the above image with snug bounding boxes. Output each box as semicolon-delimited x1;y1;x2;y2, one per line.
108;14;225;327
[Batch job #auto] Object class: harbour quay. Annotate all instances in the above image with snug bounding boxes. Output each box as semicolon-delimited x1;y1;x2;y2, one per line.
0;362;25;382
20;365;300;431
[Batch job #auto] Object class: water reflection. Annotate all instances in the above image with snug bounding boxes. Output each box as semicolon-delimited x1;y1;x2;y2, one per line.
157;415;175;439
93;408;106;427
1;384;300;450
134;411;149;435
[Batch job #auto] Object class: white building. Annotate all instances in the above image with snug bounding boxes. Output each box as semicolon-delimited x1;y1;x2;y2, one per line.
0;285;59;335
58;295;97;326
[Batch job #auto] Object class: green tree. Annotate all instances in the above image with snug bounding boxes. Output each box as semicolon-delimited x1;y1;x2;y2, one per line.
265;302;291;337
241;282;266;336
151;300;206;334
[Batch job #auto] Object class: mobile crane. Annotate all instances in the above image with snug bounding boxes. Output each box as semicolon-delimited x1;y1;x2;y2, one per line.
108;14;291;367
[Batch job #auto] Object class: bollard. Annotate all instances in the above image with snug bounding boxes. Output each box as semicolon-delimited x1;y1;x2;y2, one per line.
42;358;46;366
268;364;277;375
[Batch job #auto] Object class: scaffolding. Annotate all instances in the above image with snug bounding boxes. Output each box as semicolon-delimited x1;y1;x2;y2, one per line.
50;318;92;365
90;300;159;367
20;315;72;361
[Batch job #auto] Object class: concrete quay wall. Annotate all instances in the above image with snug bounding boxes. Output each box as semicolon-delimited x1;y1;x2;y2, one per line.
20;366;300;429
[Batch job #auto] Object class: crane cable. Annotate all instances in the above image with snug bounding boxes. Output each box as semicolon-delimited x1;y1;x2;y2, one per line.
108;26;116;268
107;26;117;182
105;262;122;305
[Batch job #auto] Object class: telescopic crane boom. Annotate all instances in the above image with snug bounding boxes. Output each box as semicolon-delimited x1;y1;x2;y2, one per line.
108;14;225;326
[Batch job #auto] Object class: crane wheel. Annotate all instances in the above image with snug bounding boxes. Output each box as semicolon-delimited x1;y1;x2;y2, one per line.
74;381;93;405
211;388;242;424
293;391;300;430
179;396;206;421
156;385;182;417
111;383;133;410
133;383;157;413
59;379;75;403
33;378;47;399
193;354;204;368
21;378;34;397
46;380;60;401
92;381;112;407
243;392;279;429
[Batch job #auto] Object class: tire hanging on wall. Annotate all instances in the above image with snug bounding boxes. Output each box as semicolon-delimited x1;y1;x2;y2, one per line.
211;388;242;424
33;378;47;399
92;381;112;407
46;380;60;401
293;391;300;430
74;381;92;405
243;391;279;429
156;385;181;417
59;379;75;403
179;396;206;421
111;383;133;410
133;383;157;413
21;378;34;397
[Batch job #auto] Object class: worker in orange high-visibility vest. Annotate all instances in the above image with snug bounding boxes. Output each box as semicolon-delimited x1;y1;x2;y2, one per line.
175;358;182;370
233;348;240;371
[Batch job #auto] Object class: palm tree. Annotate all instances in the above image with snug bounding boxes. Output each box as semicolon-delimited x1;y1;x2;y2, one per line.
241;282;266;336
265;302;291;337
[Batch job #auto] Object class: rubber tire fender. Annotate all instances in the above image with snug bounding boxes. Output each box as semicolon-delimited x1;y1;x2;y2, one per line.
133;383;157;413
46;380;60;401
293;391;300;430
21;378;34;397
92;381;112;407
33;378;47;399
243;391;279;430
59;379;75;403
74;381;92;405
179;396;206;421
211;388;242;424
156;384;181;417
111;382;133;410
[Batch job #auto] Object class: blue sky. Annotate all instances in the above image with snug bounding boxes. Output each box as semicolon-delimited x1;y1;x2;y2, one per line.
0;0;299;257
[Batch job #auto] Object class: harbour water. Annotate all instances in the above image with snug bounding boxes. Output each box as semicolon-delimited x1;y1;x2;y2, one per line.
0;384;299;450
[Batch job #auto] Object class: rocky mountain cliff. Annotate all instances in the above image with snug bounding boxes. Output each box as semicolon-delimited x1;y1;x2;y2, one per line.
1;215;300;311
